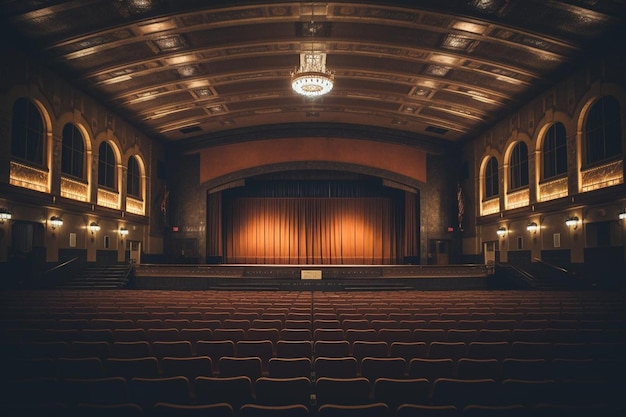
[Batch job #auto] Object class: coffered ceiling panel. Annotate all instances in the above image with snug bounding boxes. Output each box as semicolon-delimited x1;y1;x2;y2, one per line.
1;0;624;151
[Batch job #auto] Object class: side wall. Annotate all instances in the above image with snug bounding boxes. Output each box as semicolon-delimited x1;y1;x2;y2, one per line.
461;50;626;286
0;45;166;284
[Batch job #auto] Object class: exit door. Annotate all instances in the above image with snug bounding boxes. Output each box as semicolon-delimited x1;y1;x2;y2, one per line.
128;240;141;264
483;241;497;265
430;239;450;265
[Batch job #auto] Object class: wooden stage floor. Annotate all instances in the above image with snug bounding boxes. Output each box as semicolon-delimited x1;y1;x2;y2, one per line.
132;264;493;291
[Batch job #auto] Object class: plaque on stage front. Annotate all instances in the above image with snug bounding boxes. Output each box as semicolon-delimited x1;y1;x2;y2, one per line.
301;270;322;280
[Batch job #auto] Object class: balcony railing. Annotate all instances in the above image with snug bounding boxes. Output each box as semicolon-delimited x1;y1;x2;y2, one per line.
581;159;623;192
97;187;120;209
481;197;500;216
539;176;568;202
505;187;529;210
10;160;49;193
61;176;89;202
126;196;145;216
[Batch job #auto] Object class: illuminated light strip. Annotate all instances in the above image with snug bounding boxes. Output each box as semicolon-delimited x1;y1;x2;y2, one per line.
9;161;49;193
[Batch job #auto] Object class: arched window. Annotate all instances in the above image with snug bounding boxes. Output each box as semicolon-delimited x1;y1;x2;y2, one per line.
98;141;116;189
584;95;622;165
484;157;499;199
127;156;141;198
61;123;85;179
510;142;529;190
542;122;567;180
11;98;45;165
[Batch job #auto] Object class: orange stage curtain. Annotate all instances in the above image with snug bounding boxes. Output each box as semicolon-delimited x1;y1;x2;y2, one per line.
224;197;402;264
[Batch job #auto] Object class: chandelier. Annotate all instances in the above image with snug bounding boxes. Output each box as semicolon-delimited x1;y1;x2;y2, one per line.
291;52;334;97
291;3;334;97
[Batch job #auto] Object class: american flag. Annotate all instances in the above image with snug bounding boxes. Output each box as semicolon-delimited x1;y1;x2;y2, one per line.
457;183;465;231
160;184;169;216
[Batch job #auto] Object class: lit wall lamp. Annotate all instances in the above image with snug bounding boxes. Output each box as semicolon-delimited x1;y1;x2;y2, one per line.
526;222;538;234
496;226;507;237
0;208;12;224
119;227;129;237
565;216;579;229
89;222;101;234
619;210;626;220
89;222;100;242
49;216;64;230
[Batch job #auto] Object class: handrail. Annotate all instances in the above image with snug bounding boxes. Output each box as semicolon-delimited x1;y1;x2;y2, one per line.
533;257;569;274
44;257;79;275
495;263;536;289
505;263;535;280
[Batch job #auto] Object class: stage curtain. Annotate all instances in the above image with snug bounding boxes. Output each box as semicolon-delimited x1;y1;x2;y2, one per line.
207;191;222;259
404;190;418;260
224;197;402;264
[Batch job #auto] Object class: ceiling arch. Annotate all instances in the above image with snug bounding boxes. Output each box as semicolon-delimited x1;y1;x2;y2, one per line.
1;0;624;149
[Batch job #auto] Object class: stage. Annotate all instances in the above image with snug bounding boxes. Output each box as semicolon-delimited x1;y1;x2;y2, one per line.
132;264;493;291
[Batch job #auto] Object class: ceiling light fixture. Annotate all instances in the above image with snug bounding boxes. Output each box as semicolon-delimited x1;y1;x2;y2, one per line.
291;3;334;97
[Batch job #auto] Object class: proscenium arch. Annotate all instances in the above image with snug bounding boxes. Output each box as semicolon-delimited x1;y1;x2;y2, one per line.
198;136;428;188
203;161;425;192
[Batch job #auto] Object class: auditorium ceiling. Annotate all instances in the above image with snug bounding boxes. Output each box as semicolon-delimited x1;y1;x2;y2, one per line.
1;0;625;151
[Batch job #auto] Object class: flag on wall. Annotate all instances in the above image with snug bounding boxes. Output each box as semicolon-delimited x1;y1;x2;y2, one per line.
457;183;465;232
160;184;169;216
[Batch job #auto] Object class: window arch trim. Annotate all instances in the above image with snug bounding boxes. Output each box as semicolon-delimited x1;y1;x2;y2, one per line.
9;96;53;193
95;136;122;210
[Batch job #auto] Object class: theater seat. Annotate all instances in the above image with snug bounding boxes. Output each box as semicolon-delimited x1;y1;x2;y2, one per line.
153;402;233;417
373;377;430;409
254;376;311;407
195;376;253;412
315;356;358;378
240;404;309;417
396;404;460;417
315;377;371;406
73;403;144;417
268;357;312;378
317;403;388;417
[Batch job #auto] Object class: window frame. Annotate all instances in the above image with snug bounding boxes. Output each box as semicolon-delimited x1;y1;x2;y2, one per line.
11;98;45;166
509;141;529;191
542;122;568;181
583;95;622;168
61;123;86;180
126;155;142;199
98;141;117;190
484;157;499;199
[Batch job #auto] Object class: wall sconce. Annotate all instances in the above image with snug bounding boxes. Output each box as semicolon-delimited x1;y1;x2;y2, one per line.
565;216;579;229
89;221;100;242
526;222;538;233
119;227;129;237
496;226;507;237
89;222;101;234
0;208;12;224
619;210;626;220
50;216;64;230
